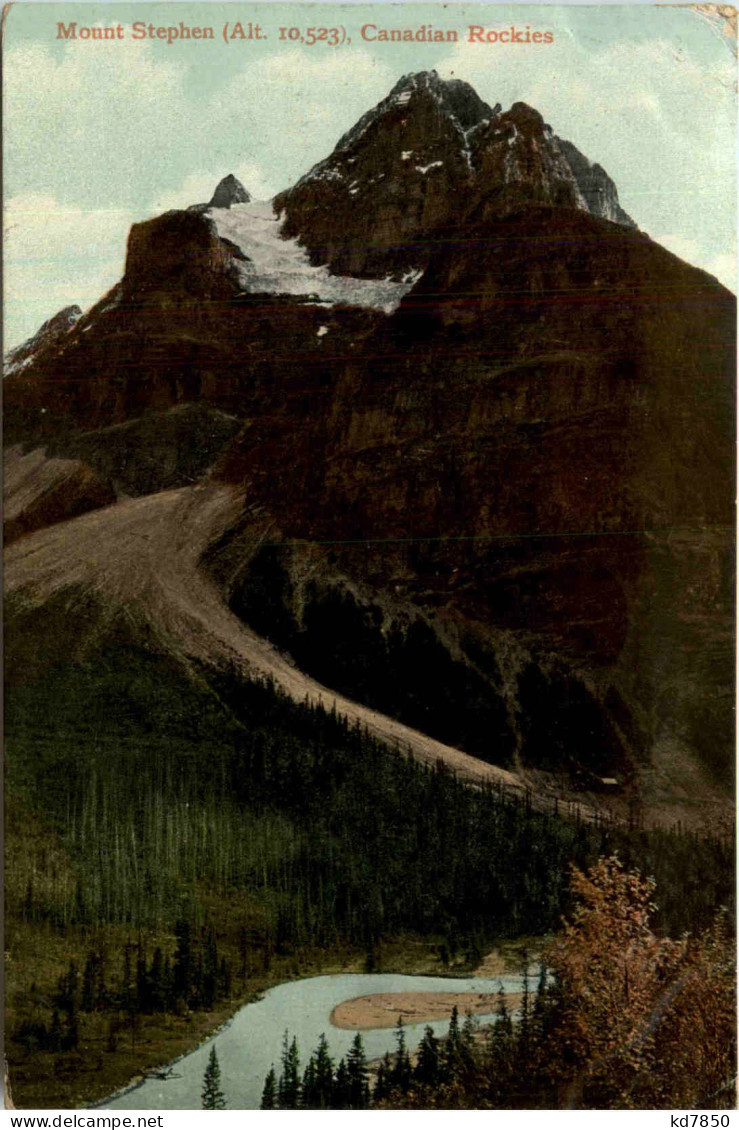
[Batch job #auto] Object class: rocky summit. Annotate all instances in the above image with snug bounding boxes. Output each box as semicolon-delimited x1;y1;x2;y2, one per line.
4;72;734;826
209;173;252;208
4;303;81;376
275;70;635;277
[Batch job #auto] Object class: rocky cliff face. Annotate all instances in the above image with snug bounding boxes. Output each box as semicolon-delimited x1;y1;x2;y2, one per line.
4;444;115;544
274;69;634;278
123;209;246;303
3;72;732;816
214;204;733;799
4;304;82;376
209;174;251;208
557;138;635;227
465;101;587;220
274;71;488;276
190;174;253;213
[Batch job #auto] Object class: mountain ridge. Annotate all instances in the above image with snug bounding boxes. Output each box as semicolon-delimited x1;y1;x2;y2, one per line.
3;71;734;822
274;69;635;278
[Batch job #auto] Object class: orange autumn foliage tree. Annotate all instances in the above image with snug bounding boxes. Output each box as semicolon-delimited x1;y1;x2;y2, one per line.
639;910;737;1109
545;856;736;1109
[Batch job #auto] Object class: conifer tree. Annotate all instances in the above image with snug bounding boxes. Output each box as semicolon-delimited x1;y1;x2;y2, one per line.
312;1033;334;1109
121;946;133;1013
390;1017;412;1092
443;1005;463;1079
173;920;193;1003
278;1032;301;1109
462;1009;477;1046
532;963;549;1049
202;928;218;1009
460;1010;478;1074
301;1055;317;1108
415;1025;440;1085
237;923;251;983
105;1016;119;1054
346;1033;370;1108
136;943;149;1012
219;956;231;1001
518;958;531;1070
201;1045;226;1109
64;1002;79;1052
373;1059;388;1103
260;1066;277;1110
57;960;79;1013
332;1058;350;1109
193;953;205;1009
96;950;108;1010
488;987;513;1070
149;948;166;1013
277;1032;288;1108
163;955;173;1010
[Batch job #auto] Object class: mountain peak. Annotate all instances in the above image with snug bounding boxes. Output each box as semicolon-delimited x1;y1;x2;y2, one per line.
506;101;546;128
387;70;497;124
209;174;251;209
274;72;634;278
5;304;82;376
390;70;501;131
332;69;496;158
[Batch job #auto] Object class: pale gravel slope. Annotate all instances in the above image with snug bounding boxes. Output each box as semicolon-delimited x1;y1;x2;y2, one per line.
5;445;92;524
5;481;526;794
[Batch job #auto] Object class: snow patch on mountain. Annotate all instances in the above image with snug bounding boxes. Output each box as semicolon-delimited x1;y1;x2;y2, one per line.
211;201;421;312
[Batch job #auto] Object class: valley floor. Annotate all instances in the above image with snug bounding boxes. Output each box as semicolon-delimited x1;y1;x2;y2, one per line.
6;925;531;1110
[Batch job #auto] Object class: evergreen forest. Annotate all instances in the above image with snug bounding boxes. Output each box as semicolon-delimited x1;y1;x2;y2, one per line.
5;628;735;1107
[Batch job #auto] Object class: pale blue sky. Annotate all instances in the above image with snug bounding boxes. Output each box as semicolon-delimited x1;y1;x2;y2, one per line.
3;3;737;347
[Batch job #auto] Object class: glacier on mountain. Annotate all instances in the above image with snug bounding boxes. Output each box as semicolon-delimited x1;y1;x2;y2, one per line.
211;200;421;312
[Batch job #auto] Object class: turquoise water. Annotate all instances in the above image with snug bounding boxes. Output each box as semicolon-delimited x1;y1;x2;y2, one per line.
100;971;523;1109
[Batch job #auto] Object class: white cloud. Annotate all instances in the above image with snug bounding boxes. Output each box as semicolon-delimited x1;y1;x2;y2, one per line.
151;163;276;213
4;38;193;207
208;50;396;190
4;193;141;348
151;173;219;215
3;32;396;208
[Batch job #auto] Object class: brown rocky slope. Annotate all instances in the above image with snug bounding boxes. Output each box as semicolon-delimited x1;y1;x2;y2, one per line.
4;74;734;821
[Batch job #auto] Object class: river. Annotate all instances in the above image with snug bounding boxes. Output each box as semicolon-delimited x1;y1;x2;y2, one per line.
99;972;524;1109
